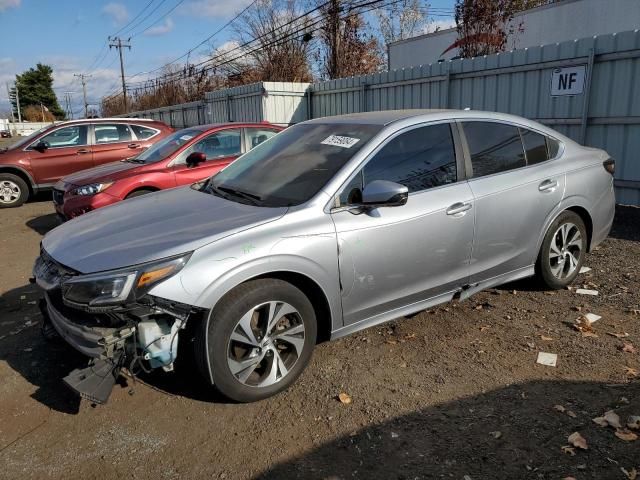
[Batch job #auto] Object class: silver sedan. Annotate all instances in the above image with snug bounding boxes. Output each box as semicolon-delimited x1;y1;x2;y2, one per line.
35;110;615;403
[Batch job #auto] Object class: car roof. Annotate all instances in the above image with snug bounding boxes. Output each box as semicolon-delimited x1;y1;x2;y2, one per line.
54;118;163;125
181;122;281;132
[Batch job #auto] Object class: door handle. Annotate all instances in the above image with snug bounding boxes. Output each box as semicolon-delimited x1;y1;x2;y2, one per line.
538;179;558;192
128;143;141;149
76;148;91;154
446;202;472;216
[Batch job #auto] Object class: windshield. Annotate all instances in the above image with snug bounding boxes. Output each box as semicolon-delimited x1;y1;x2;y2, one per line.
132;128;201;163
206;123;381;207
10;126;51;149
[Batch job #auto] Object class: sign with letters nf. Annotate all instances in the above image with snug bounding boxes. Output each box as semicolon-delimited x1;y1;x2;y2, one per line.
551;65;586;96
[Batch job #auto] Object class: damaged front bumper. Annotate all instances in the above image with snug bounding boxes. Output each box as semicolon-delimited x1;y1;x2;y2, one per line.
36;259;200;404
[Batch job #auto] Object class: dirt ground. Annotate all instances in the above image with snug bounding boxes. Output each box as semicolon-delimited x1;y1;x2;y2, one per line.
0;198;638;480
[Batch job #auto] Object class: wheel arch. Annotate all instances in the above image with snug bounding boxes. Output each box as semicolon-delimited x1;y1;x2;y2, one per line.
0;165;35;195
535;199;595;259
565;205;593;251
125;185;160;198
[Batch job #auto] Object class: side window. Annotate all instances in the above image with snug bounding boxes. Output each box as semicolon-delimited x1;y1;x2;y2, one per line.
363;123;457;194
131;124;159;140
175;129;242;165
34;125;88;148
464;122;525;177
246;128;279;149
547;137;560;158
520;128;549;165
94;124;133;144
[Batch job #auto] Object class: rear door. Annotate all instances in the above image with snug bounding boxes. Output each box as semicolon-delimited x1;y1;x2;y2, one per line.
461;120;566;283
172;129;242;186
244;127;280;151
27;124;91;185
91;123;138;167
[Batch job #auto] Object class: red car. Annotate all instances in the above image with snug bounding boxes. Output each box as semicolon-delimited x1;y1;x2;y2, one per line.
53;123;283;220
0;118;172;208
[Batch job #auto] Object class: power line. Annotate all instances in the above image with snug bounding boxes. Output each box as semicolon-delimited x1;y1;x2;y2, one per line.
126;0;259;82
130;0;187;38
112;0;157;37
119;0;170;36
125;0;395;92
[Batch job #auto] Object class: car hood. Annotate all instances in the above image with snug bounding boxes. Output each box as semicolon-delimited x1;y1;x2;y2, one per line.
42;186;288;273
58;160;149;189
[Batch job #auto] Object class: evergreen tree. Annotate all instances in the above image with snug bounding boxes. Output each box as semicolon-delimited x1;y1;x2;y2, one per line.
10;64;65;120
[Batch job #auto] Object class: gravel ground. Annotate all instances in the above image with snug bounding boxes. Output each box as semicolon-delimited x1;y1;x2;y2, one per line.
0;199;638;480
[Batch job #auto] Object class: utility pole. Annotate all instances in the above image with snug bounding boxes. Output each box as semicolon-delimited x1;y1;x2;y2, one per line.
74;74;91;118
63;91;74;119
109;36;131;113
5;83;15;123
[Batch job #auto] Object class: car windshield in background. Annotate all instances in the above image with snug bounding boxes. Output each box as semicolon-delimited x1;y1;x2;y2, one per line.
206;123;382;207
132;128;201;163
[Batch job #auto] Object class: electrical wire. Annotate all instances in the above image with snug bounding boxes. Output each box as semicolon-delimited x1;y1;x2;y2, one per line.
130;0;187;38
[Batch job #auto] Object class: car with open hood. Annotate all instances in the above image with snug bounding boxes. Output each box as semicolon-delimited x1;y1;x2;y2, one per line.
52;123;282;219
33;110;615;404
0;118;172;208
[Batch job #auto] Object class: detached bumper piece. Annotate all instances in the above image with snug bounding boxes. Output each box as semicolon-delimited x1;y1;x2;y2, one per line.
63;351;124;404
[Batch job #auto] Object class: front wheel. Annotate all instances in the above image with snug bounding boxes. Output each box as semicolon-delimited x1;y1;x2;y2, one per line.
0;173;29;208
195;279;317;402
536;211;587;289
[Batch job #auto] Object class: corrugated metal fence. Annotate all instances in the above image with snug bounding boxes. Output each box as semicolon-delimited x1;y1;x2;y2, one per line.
120;30;640;205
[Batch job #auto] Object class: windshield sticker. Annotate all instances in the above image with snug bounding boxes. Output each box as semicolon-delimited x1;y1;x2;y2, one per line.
179;135;194;141
321;135;360;148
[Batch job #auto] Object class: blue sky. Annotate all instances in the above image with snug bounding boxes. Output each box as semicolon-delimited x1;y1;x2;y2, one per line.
0;0;455;117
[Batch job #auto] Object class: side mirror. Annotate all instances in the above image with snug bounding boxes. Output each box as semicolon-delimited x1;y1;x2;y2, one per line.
361;180;408;208
34;141;50;153
186;151;206;168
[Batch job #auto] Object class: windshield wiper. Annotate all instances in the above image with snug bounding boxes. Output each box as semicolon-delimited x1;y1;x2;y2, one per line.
216;185;263;205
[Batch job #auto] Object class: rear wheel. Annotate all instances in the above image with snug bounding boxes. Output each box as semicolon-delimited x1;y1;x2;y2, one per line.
126;189;155;199
536;211;587;289
0;173;29;208
195;279;317;402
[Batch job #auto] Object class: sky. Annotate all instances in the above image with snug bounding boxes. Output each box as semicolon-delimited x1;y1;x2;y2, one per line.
0;0;456;118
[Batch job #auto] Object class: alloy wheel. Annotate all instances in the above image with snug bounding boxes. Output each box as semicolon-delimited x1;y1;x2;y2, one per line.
0;180;20;204
548;222;582;279
227;301;305;388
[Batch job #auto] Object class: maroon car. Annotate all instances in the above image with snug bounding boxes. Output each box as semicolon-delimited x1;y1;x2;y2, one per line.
53;123;283;220
0;118;172;208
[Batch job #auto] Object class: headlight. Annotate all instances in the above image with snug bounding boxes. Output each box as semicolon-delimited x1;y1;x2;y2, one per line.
70;182;114;196
62;253;191;307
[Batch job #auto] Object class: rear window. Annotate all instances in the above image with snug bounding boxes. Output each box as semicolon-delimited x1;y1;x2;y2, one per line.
547;137;561;158
131;124;159;140
463;122;525;178
520;128;549;165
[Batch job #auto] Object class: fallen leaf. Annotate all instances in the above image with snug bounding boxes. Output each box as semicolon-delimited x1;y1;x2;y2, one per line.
404;333;416;340
568;431;588;449
555;405;567;413
621;467;638;480
627;416;640;430
385;339;397;345
480;325;490;332
624;367;639;377
573;316;598;337
608;332;630;338
593;416;609;427
621;342;638;354
567;410;577;418
561;445;576;456
615;429;638;442
338;392;352;405
541;335;554;341
489;431;502;439
604;410;623;429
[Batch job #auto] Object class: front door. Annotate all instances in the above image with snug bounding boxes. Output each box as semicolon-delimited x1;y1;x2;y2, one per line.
28;124;92;185
172;129;243;186
330;122;475;326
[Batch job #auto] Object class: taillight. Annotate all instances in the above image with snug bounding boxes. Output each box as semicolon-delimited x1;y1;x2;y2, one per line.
603;158;615;175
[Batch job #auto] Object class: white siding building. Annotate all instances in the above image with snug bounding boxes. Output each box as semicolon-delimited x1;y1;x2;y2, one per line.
389;0;640;69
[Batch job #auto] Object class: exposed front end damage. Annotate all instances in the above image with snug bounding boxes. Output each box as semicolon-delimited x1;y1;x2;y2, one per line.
34;250;203;404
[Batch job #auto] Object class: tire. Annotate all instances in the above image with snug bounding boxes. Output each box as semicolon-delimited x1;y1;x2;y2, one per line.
536;211;587;289
195;278;317;402
0;173;29;208
126;189;155;199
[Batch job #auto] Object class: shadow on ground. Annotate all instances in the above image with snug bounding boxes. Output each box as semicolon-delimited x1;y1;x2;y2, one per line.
260;379;640;479
25;211;59;236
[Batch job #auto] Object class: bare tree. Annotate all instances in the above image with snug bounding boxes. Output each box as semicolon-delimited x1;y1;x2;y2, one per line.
317;0;384;79
449;0;553;58
216;0;314;83
375;0;426;46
